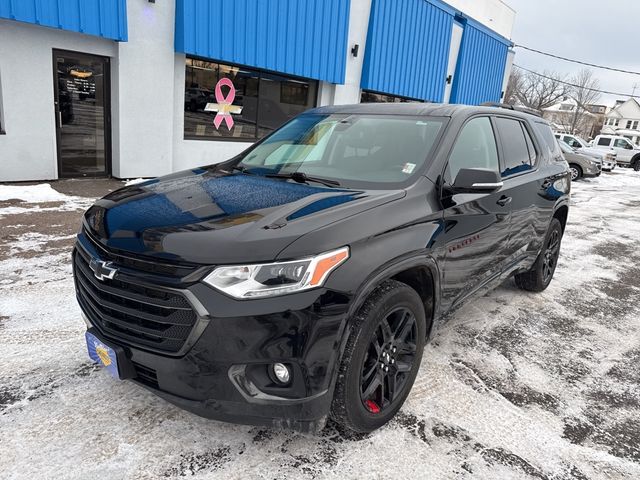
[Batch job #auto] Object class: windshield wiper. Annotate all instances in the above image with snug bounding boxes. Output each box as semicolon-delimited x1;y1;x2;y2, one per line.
264;171;341;188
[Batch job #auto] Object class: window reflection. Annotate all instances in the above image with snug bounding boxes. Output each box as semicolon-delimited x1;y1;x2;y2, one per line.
184;58;318;141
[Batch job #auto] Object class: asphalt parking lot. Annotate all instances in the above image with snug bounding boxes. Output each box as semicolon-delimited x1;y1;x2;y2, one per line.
1;171;639;479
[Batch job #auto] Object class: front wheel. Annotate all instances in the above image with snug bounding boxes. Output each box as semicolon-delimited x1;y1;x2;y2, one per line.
634;161;640;172
514;218;563;292
569;164;582;181
330;280;426;433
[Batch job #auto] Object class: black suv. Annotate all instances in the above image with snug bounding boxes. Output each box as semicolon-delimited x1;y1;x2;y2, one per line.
74;104;570;433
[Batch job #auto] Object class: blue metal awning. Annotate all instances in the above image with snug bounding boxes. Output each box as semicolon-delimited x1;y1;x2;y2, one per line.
449;22;510;105
361;0;512;105
0;0;128;42
175;0;351;84
361;0;454;102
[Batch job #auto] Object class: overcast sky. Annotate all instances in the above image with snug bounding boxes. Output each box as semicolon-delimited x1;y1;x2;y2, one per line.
505;0;640;106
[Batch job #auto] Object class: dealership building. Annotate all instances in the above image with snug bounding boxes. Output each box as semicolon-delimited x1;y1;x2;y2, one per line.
0;0;515;182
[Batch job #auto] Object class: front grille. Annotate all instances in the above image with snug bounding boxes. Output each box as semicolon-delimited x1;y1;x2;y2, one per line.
74;249;199;353
84;228;200;279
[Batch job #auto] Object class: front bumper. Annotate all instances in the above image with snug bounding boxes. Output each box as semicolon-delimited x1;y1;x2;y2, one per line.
74;234;351;431
584;162;602;177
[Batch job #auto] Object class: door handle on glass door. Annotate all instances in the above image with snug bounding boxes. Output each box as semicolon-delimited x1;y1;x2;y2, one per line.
497;196;512;207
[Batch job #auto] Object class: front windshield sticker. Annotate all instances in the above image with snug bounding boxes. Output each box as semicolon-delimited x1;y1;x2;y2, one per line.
402;163;416;174
205;78;243;130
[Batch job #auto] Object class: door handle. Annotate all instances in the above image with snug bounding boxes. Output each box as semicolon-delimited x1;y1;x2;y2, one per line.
497;196;512;207
58;111;63;128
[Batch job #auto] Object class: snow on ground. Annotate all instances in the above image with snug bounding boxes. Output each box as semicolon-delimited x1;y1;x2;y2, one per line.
0;183;94;218
1;171;639;479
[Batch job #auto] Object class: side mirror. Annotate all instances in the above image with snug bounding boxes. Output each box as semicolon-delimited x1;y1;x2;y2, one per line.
452;168;503;193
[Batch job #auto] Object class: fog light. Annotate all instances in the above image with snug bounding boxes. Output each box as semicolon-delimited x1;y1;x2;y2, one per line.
272;363;291;385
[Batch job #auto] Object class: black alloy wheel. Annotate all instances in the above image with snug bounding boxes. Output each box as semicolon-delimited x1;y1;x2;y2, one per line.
330;280;427;433
542;227;561;284
514;217;563;292
360;307;418;414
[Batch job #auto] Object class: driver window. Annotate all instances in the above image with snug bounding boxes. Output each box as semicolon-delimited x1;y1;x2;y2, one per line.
614;139;633;149
447;117;499;183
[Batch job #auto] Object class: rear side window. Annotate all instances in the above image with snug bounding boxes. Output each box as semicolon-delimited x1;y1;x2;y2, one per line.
535;122;562;159
598;137;612;146
495;117;534;176
446;117;499;182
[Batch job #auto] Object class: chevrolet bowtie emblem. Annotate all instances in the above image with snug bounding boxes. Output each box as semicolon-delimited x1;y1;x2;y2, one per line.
89;259;118;281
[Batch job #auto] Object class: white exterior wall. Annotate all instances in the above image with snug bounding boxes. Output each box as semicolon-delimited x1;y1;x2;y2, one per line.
0;19;117;182
114;1;176;178
443;0;515;39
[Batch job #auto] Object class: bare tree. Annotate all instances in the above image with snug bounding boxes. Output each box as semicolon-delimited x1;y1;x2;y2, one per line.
504;68;522;105
512;68;570;112
567;69;601;135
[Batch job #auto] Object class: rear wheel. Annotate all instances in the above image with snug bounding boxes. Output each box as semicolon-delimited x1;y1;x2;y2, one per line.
569;164;582;181
514;218;563;292
634;161;640;172
330;280;426;433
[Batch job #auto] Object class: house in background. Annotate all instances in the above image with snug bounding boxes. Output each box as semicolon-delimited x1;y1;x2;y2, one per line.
602;98;640;145
542;98;598;139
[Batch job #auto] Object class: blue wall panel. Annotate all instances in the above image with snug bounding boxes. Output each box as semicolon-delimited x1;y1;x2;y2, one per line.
450;24;509;105
175;0;351;84
0;0;127;41
361;0;454;102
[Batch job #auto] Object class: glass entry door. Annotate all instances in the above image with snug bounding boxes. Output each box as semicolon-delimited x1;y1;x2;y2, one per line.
54;50;111;177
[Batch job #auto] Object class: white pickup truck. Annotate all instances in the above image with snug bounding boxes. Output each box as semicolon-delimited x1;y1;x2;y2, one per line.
554;133;617;171
591;135;640;171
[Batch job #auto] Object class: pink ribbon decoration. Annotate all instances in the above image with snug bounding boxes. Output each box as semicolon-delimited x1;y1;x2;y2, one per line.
209;78;243;131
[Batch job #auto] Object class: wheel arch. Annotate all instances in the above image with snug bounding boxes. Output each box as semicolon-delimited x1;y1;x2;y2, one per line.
346;254;441;340
553;203;569;233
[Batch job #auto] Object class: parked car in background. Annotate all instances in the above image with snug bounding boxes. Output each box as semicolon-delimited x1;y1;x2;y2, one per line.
555;133;617;171
558;140;601;180
185;88;213;112
592;134;640;170
75;104;571;434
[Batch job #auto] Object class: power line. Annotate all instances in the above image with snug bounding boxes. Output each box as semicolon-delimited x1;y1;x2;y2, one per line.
514;44;640;76
513;65;639;99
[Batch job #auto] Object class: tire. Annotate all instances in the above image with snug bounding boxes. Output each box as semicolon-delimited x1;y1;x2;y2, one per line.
568;164;582;181
514;218;563;292
634;161;640;172
330;280;427;433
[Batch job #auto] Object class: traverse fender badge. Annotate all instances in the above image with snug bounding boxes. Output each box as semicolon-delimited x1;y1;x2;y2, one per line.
89;259;118;281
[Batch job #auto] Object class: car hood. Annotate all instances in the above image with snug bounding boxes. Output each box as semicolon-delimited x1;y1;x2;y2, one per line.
84;167;405;264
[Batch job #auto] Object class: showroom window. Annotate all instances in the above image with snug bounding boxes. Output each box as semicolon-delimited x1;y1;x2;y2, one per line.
360;90;424;104
184;58;318;141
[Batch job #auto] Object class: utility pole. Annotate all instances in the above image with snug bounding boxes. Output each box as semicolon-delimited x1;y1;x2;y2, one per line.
632;83;639;98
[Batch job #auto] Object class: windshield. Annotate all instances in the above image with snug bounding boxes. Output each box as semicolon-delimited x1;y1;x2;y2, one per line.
236;114;446;188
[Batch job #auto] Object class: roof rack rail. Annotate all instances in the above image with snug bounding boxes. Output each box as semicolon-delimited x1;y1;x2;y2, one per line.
481;102;542;118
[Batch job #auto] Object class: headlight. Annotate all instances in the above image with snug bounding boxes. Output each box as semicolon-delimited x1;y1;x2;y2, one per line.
203;247;349;299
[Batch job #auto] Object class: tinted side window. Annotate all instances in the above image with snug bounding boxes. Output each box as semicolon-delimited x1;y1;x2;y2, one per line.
447;117;499;182
535;122;561;159
495;117;533;176
598;137;612;146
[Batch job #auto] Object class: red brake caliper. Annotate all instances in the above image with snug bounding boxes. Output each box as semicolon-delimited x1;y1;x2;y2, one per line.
365;399;381;414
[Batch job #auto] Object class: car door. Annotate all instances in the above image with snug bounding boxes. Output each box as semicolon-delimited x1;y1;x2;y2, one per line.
493;116;540;268
612;138;635;164
439;116;512;309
